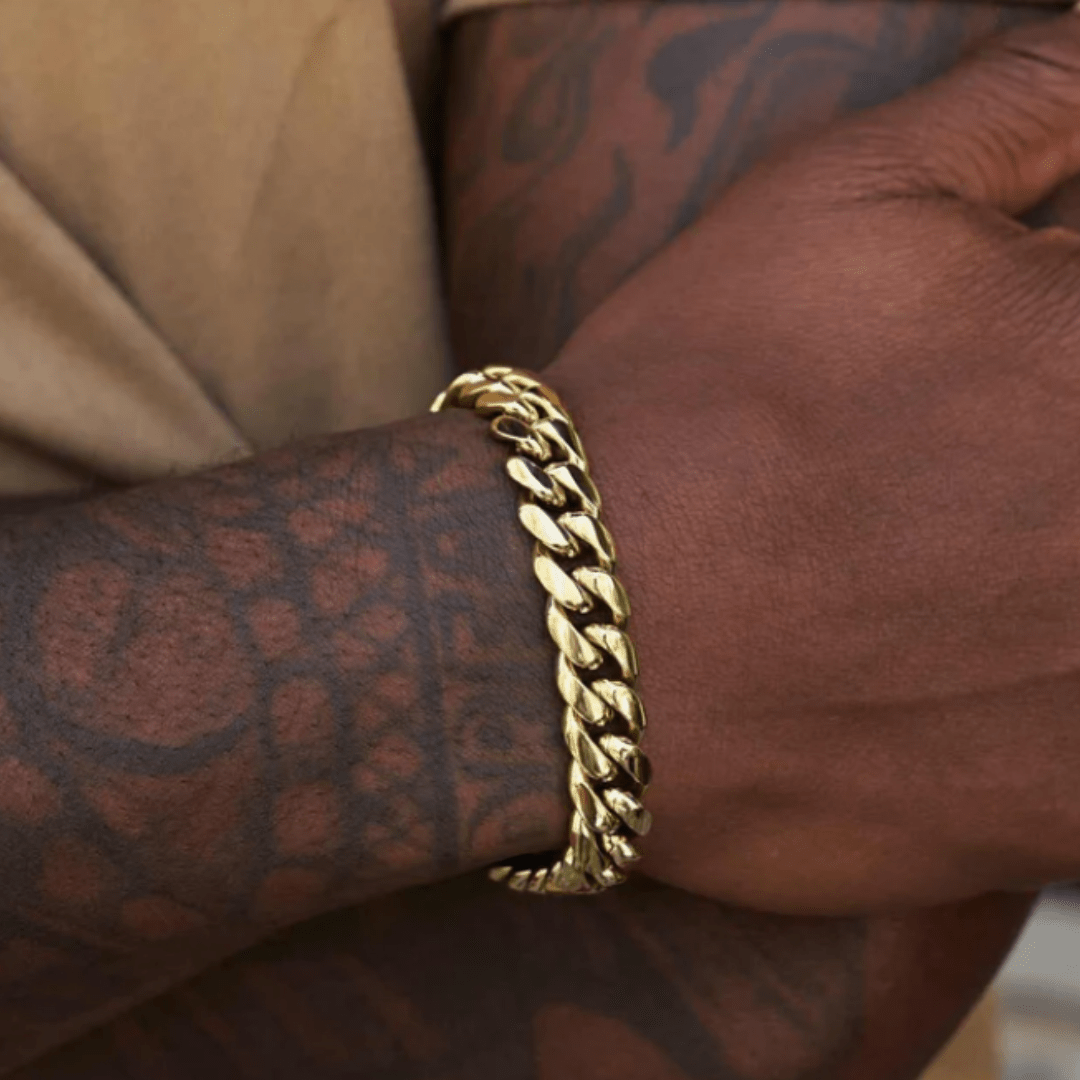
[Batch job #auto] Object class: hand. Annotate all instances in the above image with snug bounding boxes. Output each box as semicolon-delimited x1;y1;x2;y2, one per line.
545;7;1080;915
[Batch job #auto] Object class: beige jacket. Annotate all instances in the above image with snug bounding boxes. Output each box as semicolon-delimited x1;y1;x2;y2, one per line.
0;0;457;495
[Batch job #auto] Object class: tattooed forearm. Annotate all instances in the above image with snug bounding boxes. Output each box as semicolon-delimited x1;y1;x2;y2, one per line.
443;0;1064;373
10;876;1033;1080
0;410;568;1070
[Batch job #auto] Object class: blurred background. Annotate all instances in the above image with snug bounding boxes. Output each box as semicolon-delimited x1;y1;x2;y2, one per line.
995;887;1080;1080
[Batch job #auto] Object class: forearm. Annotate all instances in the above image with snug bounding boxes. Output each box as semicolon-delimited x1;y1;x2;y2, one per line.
444;0;1063;369
0;409;567;1065
8;875;1034;1080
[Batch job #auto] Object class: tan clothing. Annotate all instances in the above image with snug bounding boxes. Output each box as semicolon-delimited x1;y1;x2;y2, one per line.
0;0;451;495
928;995;1001;1080
0;1;996;1077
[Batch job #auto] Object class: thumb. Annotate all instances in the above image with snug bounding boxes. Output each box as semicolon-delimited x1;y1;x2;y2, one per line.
827;7;1080;217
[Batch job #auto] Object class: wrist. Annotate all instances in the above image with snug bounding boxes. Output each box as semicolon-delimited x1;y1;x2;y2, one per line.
432;370;654;893
415;408;572;876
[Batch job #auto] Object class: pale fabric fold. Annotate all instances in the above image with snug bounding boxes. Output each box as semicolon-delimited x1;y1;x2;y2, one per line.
0;0;450;494
0;161;246;486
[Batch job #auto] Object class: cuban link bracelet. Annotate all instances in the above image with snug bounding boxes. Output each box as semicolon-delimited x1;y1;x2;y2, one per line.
432;366;652;896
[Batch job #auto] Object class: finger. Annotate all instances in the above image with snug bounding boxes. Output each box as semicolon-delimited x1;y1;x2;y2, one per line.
821;9;1080;217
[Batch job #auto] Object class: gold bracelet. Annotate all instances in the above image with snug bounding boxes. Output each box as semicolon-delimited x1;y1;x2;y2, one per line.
431;366;651;896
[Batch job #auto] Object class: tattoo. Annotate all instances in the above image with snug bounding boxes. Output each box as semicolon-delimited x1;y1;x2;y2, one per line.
647;11;778;153
0;411;567;1072
10;876;1035;1080
501;19;614;166
444;9;630;371
7;1;1056;1075
443;0;1067;372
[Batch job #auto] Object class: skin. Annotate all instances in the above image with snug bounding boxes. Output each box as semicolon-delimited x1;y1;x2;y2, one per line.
446;0;1076;371
521;0;1080;913
0;411;571;1072
0;0;1071;1076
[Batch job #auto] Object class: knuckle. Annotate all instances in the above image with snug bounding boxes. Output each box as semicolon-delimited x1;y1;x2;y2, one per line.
793;120;942;204
961;32;1080;137
798;23;1080;204
977;22;1080;92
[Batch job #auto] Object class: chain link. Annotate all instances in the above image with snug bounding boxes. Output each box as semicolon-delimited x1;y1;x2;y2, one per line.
432;366;651;895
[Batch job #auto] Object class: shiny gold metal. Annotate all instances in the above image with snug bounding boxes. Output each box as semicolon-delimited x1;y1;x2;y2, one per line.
557;652;611;725
534;552;594;614
602;787;652;835
572;567;630;625
519;503;579;556
602;832;641;867
560;513;615;570
491;415;552;461
534;418;587;469
547;600;605;670
591;679;646;738
431;365;652;895
583;624;638;680
475;388;540;424
507;456;566;508
545;462;601;515
563;711;619;782
598;732;651;786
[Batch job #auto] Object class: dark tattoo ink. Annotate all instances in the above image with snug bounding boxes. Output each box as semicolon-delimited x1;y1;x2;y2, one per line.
444;0;1069;373
0;412;568;1072
647;13;776;152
